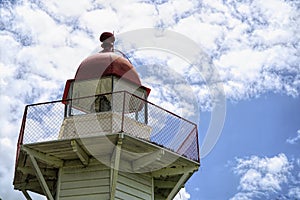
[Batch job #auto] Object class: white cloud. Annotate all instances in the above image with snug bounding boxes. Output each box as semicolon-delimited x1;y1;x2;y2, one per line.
157;0;198;27
0;34;21;65
0;0;299;199
174;188;191;200
79;8;119;34
230;191;260;200
39;0;92;18
253;0;295;26
286;129;300;144
288;187;300;199
173;15;225;51
115;2;157;31
14;2;68;46
230;153;296;200
216;49;265;80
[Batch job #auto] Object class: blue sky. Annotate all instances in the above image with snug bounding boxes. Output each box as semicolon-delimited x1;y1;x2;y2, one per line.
189;94;300;199
0;0;299;199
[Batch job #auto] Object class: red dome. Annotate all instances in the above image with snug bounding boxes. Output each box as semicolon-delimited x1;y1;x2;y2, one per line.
75;52;141;85
62;52;151;103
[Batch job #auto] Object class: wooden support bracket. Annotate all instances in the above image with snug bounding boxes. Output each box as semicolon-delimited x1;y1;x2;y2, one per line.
22;146;63;168
166;171;191;200
21;190;32;200
28;154;54;200
71;140;89;166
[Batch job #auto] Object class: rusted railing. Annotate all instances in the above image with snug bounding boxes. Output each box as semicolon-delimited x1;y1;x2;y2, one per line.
15;91;199;163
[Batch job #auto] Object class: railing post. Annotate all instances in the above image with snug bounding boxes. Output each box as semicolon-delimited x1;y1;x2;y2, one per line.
15;105;28;170
121;92;126;132
144;102;148;124
64;103;68;117
195;129;200;162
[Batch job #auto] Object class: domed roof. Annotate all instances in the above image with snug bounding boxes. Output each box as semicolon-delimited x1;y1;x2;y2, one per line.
75;52;141;85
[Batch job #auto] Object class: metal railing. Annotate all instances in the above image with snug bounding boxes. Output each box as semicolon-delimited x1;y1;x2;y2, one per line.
16;91;199;163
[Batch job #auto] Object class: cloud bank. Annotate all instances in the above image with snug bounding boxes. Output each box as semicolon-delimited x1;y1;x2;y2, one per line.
230;153;300;200
0;0;299;199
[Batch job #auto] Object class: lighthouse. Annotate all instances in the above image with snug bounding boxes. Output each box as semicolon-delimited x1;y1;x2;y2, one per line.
13;32;200;200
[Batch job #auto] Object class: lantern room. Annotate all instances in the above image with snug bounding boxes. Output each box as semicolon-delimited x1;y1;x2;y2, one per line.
62;32;150;117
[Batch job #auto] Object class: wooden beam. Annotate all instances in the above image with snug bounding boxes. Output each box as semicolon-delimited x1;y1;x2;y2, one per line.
22;146;63;168
71;140;89;166
152;166;197;177
132;149;164;171
21;190;32;200
28;154;54;200
166;171;191;200
110;134;123;200
18;166;57;178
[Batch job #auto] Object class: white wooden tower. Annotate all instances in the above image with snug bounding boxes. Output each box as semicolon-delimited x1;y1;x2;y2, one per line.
14;32;200;200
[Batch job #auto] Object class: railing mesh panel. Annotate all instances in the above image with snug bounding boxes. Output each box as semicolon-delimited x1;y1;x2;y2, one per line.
19;91;199;162
23;102;65;144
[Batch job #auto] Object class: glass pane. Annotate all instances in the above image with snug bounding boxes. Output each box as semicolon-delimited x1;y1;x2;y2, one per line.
70;77;113;113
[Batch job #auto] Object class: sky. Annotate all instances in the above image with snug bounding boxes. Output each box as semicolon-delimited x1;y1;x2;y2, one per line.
0;0;299;199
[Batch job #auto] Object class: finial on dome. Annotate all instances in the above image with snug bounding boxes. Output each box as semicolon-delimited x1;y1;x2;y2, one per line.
99;32;115;52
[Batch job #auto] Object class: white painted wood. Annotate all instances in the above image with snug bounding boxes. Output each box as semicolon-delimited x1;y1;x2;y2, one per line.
60;169;110;182
15;128;199;200
70;140;89;166
58;112;152;140
115;190;145;200
28;154;54;200
116;183;151;199
63;158;109;169
166;171;191;200
60;186;110;197
55;168;62;200
60;193;109;200
22;146;63;168
61;178;110;190
110;135;123;200
58;163;111;199
115;172;152;200
152;166;197;177
151;177;154;200
132;149;164;171
119;171;152;185
118;174;152;192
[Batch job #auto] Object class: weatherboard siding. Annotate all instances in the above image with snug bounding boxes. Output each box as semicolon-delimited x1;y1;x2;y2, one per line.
58;164;110;200
115;172;153;199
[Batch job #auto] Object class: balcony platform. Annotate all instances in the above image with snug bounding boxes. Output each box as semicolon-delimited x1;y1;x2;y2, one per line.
14;92;200;199
14;133;199;199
